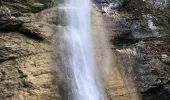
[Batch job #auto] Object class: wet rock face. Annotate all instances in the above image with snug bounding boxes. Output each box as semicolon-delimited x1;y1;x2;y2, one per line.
0;0;61;100
95;0;170;99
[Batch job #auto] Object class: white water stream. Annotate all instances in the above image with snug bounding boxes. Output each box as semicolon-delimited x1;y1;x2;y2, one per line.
59;0;105;100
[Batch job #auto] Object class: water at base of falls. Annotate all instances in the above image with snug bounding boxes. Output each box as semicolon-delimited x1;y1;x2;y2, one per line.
58;0;105;100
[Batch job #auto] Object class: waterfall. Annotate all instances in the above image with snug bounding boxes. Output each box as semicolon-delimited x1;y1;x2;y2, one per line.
58;0;105;100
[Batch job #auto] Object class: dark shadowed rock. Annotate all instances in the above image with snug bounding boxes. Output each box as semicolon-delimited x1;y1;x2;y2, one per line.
0;18;23;31
96;0;170;99
0;6;23;30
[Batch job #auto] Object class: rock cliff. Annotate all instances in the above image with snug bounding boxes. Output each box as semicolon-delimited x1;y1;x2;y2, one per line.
0;0;61;99
0;0;170;100
95;0;170;100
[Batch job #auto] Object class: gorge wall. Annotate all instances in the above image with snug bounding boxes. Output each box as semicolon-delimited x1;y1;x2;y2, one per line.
0;0;61;99
96;0;170;100
0;0;170;100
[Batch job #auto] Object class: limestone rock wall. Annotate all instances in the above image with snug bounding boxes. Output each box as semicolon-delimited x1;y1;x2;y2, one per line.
0;0;62;100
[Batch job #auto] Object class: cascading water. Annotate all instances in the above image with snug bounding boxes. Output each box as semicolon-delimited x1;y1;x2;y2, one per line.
58;0;105;100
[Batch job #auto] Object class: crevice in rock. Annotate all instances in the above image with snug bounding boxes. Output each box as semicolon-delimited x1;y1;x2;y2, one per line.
142;85;170;100
0;57;17;64
18;31;44;41
0;51;53;64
